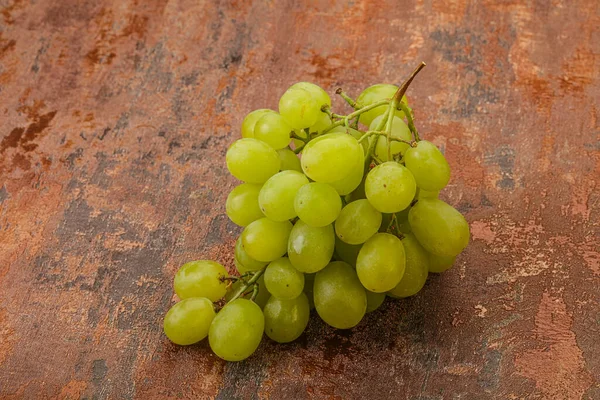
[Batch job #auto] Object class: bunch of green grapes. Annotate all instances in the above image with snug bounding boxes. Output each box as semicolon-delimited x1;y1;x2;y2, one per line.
162;64;470;361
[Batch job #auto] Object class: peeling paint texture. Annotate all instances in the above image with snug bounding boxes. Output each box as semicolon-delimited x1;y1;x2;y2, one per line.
1;1;599;399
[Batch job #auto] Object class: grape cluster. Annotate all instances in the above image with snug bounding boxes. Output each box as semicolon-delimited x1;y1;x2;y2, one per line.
163;64;470;361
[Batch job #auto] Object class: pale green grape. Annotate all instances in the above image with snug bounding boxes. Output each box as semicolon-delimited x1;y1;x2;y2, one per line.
303;273;315;310
226;139;280;183
365;290;386;313
294;182;342;227
279;87;320;129
334;236;362;267
226;183;263;227
234;237;267;272
428;253;456;273
254;112;292;150
264;257;305;300
408;198;470;257
174;260;228;302
163;297;215;345
314;261;366;329
335;199;382;245
330;126;369;155
356;84;408;127
309;112;332;134
288;220;335;273
263;293;310;343
301;133;361;183
388;233;429;298
241;109;275;138
209;298;264;361
415;188;440;199
370;115;412;161
224;274;271;309
290;82;331;109
356;233;405;292
365;161;416;213
404;140;451;191
277;148;302;172
258;171;308;221
327;142;365;195
241;218;293;262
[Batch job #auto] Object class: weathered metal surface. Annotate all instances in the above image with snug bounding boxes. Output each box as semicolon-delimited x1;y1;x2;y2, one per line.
0;0;598;398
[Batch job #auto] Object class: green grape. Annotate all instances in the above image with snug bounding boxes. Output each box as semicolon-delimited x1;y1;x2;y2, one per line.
365;290;386;313
288;220;335;273
327;143;365;195
279;87;320;129
163;297;215;345
241;218;293;262
174;260;228;302
388;233;429;298
335;199;382;245
258;171;309;221
277;148;302;172
365;161;416;213
330;126;369;155
241;109;275;138
370;115;412;161
396;209;413;234
356;233;405;292
209;298;264;361
309;112;332;134
224;274;271;309
263;293;310;343
428;253;456;273
408;198;470;257
303;273;315;309
314;261;366;329
301;133;362;183
264;257;305;300
356;84;408;127
404;140;451;191
290;82;331;109
294;182;342;227
254;112;293;150
234;237;267;272
334;236;362;267
234;258;251;274
415;188;440;199
226;138;280;183
226;183;263;227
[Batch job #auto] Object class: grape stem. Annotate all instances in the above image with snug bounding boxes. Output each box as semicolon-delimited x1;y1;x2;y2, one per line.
336;88;360;109
322;99;389;134
291;131;308;143
227;268;266;304
398;103;421;142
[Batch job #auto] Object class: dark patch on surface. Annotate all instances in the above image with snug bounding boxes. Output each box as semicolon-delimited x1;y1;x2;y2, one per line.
478;350;501;390
484;146;515;190
99;127;110;140
204;214;241;248
91;359;108;387
221;23;247;70
181;71;200;87
31;39;49;73
65;148;84;167
0;111;57;154
0;185;8;203
0;38;16;58
216;357;268;400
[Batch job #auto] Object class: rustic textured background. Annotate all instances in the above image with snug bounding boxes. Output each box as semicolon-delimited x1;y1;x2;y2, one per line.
1;0;598;399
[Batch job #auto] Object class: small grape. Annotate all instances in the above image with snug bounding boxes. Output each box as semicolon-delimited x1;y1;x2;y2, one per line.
263;293;310;343
356;84;408;127
288;220;335;273
290;82;331;109
365;161;416;213
309;112;333;134
388;233;429;298
279;87;320;129
335;199;382;244
370;115;412;161
301;133;362;183
277;148;302;172
334;236;362;267
226;138;280;183
356;233;405;293
404;140;451;191
226;183;263;227
258;171;309;221
415;188;440;199
174;260;228;302
365;290;386;313
294;182;342;227
428;252;456;273
264;257;305;300
330;126;369;155
327;142;365;195
254;112;293;150
234;236;267;272
163;297;215;345
241;218;293;262
241;109;276;138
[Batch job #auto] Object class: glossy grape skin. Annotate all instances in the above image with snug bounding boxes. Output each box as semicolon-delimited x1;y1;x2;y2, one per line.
234;237;267;272
264;257;305;300
241;218;293;262
309;112;332;134
388;233;429;298
356;233;406;293
334;236;362;267
226;183;263;227
415;188;440;199
327;141;365;195
301;133;362;183
370;115;412;161
254;112;293;150
288;220;335;273
356;84;408;127
279;87;320;129
365;290;386;313
174;260;229;302
294;182;342;227
277;148;302;172
209;299;264;361
365;161;417;213
163;298;215;345
404;140;451;191
224;275;271;309
428;253;456;273
335;199;382;244
241;109;276;138
330;126;369;155
303;273;316;310
408;198;470;257
314;261;367;329
290;82;331;109
226;139;280;183
258;171;309;221
263;293;310;343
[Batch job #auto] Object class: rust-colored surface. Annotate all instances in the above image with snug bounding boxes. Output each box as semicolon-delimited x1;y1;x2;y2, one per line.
0;0;599;399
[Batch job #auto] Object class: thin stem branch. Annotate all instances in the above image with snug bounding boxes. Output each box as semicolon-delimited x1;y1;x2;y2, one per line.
291;132;308;143
398;102;420;142
322;100;390;134
336;88;360;109
226;268;266;304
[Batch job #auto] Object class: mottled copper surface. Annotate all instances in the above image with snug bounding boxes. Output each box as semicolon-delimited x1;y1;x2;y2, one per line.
0;1;599;399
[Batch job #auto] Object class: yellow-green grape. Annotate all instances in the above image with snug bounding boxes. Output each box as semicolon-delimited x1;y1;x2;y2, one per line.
241;109;276;138
365;161;416;213
226;183;263;227
224;275;271;309
277;148;302;172
404;140;451;191
174;260;228;302
365;290;386;313
258;171;309;221
309;112;332;134
356;233;406;293
327;142;365;195
301;133;362;183
241;218;293;262
263;293;310;343
415;188;440;199
290;82;331;109
303;273;315;309
330;126;370;155
314;261;366;329
428;253;456;273
264;257;305;300
163;297;215;345
234;236;267;272
288;220;335;273
335;236;362;267
396;209;413;234
294;182;342;227
279;87;320;129
234;258;251;274
408;198;470;257
388;233;429;298
370;115;412;161
254;112;293;150
209;299;264;361
226;138;280;183
335;199;382;245
356;84;408;127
